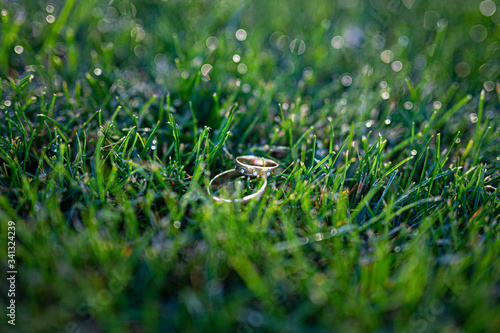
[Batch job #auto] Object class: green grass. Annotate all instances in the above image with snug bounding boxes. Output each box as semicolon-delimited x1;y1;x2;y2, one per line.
1;0;500;332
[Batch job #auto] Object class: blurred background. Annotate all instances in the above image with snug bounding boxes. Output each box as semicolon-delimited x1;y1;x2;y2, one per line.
3;0;499;134
1;0;500;332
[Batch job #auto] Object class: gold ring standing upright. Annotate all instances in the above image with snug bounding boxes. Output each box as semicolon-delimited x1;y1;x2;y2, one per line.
208;155;279;203
235;155;279;178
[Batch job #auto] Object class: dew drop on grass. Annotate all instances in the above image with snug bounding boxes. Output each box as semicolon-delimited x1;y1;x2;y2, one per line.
365;121;373;128
455;138;461;144
438;19;448;28
232;54;240;63
206;36;218;50
391;61;403;72
371;35;385;49
134;44;148;58
151;145;156;150
46;5;54;13
247;311;263;327
242;84;251;93
484;81;495;92
361;65;373;76
303;67;313;80
433;101;442;109
381;92;390;100
173;221;181;228
237;63;247;74
133;26;146;42
341;75;352;87
411;150;417;156
46;15;55;23
94;68;102;76
14;45;24;54
385;118;391;125
4;100;11;107
380;50;394;63
469;25;487;42
201;64;212;76
414;55;427;70
152;140;157;144
404;101;413;110
331;36;344;49
398;36;409;46
469;113;478;123
455;62;471;78
298;40;306;55
480;1;496;16
235;29;247;41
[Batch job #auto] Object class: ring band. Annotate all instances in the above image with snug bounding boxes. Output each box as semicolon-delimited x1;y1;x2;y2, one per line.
235;155;279;178
208;169;267;203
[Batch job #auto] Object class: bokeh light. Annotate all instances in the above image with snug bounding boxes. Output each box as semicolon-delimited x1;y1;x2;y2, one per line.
480;1;496;16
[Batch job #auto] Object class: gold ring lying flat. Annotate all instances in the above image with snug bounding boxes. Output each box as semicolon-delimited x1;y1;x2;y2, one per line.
235;155;279;178
208;169;267;203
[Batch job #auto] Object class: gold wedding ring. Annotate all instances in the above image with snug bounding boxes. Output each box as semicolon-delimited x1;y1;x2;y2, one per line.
208;169;267;203
208;155;279;203
235;155;279;178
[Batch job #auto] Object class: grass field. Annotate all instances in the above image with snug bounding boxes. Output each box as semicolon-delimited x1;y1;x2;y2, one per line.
1;0;500;332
